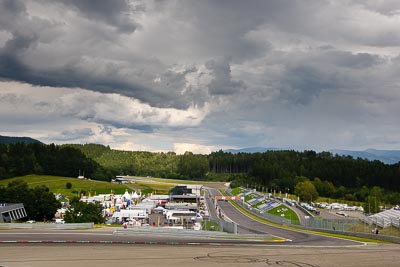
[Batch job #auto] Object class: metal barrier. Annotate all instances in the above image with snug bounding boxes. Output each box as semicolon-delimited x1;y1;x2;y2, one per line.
217;218;237;234
231;190;359;231
226;188;400;240
0;222;94;229
114;227;270;239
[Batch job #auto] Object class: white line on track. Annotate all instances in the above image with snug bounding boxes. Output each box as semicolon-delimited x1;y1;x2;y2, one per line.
0;232;113;236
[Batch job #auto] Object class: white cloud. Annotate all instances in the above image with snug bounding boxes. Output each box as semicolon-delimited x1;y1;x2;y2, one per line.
173;143;218;155
55;90;210;129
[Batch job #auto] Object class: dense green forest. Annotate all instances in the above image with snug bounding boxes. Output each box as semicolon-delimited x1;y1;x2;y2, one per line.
0;143;112;181
0;180;60;221
1;142;400;206
65;144;180;179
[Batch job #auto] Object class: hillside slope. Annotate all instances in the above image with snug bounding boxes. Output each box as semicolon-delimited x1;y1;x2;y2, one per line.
0;135;42;144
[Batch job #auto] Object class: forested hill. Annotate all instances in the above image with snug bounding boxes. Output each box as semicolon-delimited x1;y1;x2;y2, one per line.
68;144;400;198
2;142;400;205
0;142;111;181
225;146;400;164
65;144;180;179
0;135;42;144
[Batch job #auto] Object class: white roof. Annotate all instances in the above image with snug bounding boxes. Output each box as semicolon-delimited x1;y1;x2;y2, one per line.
112;210;147;218
149;195;169;200
123;190;131;199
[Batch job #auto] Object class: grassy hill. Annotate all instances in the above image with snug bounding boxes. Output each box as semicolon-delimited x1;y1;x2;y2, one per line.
0;175;131;199
0;175;220;199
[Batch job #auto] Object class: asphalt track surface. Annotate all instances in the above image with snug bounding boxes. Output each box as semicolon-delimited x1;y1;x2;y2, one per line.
1;243;400;267
206;187;360;246
0;228;273;245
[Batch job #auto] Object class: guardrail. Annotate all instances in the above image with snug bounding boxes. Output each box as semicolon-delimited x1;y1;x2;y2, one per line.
114;226;270;239
226;188;400;243
0;223;94;229
204;188;238;234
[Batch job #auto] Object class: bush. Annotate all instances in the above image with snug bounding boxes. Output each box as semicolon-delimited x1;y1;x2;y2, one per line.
66;182;72;189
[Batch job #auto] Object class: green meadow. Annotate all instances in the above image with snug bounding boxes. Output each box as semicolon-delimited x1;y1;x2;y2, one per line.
0;175;131;199
268;204;300;224
0;175;217;199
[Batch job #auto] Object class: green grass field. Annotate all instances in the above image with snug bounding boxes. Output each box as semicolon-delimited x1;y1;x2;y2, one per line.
202;220;220;231
0;175;132;198
132;181;174;195
230;187;243;195
149;177;217;185
245;194;257;202
268;204;300;224
0;175;213;199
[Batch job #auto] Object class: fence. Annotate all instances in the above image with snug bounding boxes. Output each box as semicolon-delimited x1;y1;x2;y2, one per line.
216;217;238;234
114;226;270;239
226;189;400;242
0;222;94;230
207;204;238;234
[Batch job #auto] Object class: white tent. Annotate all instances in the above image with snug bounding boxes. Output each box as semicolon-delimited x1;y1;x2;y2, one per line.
123;190;131;200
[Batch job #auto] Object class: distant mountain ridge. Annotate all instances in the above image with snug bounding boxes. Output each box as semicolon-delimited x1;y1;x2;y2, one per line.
0;135;42;144
330;149;400;164
224;147;400;164
224;147;271;153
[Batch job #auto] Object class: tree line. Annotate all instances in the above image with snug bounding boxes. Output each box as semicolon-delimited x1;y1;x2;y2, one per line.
0;180;60;221
0;142;112;181
1;143;400;206
0;179;104;222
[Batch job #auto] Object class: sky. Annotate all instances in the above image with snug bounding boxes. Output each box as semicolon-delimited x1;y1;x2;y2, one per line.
1;0;400;154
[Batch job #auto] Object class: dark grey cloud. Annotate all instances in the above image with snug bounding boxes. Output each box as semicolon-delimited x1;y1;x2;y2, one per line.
55;128;95;141
276;48;388;105
56;0;139;33
0;0;26;28
279;64;337;105
1;0;396;110
318;50;384;69
205;58;246;95
0;0;179;108
100;125;113;135
0;48;187;109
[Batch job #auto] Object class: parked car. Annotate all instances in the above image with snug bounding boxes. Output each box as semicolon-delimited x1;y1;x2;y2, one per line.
336;211;349;217
55;218;65;224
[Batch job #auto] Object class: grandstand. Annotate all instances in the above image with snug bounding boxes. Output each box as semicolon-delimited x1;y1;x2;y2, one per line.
247;197;264;206
235;187;280;212
238;190;253;198
258;200;279;212
365;208;400;228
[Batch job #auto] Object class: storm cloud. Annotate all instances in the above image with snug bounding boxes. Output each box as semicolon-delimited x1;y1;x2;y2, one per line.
1;0;400;152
